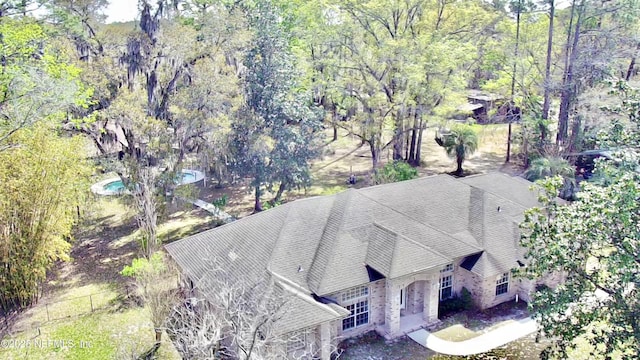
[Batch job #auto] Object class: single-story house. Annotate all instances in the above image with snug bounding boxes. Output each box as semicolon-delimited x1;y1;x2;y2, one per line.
165;172;559;359
465;90;504;123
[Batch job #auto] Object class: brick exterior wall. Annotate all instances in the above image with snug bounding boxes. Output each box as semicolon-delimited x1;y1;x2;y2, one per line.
456;267;566;310
332;280;386;338
517;271;565;303
457;267;518;309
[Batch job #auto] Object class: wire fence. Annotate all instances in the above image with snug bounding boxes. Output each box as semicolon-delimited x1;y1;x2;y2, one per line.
1;286;130;336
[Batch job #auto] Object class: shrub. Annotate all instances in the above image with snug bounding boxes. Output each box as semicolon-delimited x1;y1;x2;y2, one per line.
460;287;474;309
373;161;418;184
211;194;228;209
262;200;281;210
438;287;475;318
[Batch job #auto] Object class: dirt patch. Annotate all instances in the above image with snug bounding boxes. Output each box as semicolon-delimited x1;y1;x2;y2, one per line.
433;300;530;333
338;331;436;360
35;195;217;318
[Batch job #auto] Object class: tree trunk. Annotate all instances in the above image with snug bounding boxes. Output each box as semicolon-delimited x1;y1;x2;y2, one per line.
456;156;463;176
507;0;522;163
132;169;158;259
369;140;380;172
271;181;287;205
254;184;263;213
510;0;522;102
155;328;162;344
568;114;582;154
557;0;583;147
331;107;339;142
626;43;639;81
404;126;410;161
415;118;424;166
541;0;555;130
408;113;418;165
506;121;513;163
627;57;637;81
523;122;529;167
392;111;404;161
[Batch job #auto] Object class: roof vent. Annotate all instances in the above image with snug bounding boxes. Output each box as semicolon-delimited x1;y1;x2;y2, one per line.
298;265;304;272
228;250;238;261
497;206;502;212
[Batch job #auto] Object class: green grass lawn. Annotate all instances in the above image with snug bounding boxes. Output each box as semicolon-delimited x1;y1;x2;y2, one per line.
2;304;180;360
1;197;215;360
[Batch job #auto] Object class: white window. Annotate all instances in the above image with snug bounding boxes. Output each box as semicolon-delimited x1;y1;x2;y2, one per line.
399;287;407;309
440;275;453;300
341;285;369;302
496;272;509;296
341;286;369;331
440;263;454;273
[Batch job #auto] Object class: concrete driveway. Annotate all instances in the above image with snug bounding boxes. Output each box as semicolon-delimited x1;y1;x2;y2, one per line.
408;317;538;356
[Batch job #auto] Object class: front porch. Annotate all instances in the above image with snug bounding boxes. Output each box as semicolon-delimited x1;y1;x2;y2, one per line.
376;312;441;340
376;272;442;339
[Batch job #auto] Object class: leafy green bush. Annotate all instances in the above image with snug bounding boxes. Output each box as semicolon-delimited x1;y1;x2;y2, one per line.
211;194;228;209
262;200;281;210
438;287;475;318
460;287;474;309
373;161;419;184
121;252;166;278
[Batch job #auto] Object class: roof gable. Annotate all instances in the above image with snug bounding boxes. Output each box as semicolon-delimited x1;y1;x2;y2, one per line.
166;172;540;302
365;224;450;278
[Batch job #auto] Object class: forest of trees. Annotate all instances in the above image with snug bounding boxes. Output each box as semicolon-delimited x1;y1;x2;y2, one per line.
1;0;639;357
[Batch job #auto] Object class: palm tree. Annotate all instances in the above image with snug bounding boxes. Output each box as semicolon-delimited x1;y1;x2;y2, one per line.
436;125;479;176
524;156;574;181
525;156;577;200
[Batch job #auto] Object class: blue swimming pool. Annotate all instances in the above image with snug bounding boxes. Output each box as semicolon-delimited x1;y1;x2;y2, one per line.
104;180;126;192
92;170;204;196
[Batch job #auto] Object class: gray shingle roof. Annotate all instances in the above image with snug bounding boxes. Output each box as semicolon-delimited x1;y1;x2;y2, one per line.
365;224;450;278
274;281;350;335
460;172;540;209
165;172;541;326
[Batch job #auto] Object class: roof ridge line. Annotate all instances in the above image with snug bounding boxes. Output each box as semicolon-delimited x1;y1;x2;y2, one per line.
463;174;539;209
356;190;482;252
396;232;451;263
266;203;295;269
306;191;353;292
372;222;447;260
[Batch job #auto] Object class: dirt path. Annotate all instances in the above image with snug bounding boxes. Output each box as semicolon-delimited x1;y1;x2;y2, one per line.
43;198;139;295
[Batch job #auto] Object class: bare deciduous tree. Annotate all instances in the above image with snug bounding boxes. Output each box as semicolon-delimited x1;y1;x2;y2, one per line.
121;252;179;344
166;263;342;360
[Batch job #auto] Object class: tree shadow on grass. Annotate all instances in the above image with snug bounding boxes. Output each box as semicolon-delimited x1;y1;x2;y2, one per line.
43;202;139;294
161;220;224;245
